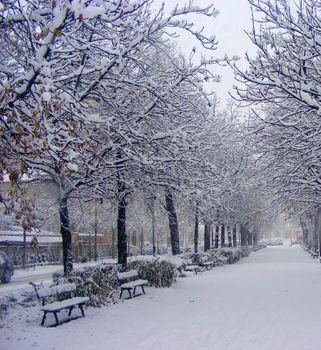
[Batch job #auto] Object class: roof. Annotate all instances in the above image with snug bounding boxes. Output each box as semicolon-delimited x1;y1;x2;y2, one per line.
0;230;62;244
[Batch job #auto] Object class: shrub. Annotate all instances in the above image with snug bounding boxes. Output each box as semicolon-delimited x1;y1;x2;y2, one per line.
189;253;203;265
214;248;242;264
128;257;177;287
53;263;119;307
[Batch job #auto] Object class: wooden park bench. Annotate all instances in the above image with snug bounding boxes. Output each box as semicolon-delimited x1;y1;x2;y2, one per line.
117;270;148;299
30;282;89;327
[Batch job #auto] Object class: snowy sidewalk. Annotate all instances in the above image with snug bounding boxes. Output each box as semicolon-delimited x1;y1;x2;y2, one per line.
2;246;321;350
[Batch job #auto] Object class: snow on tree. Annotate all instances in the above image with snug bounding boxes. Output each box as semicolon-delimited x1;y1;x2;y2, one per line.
228;0;321;232
0;0;221;273
90;43;219;264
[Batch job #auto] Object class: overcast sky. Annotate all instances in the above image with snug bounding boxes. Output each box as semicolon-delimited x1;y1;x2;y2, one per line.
152;0;257;104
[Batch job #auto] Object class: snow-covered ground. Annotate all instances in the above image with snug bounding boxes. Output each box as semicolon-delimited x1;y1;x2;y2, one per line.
2;245;321;350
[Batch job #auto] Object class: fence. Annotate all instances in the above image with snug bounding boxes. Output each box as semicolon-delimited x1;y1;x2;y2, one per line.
0;242;115;268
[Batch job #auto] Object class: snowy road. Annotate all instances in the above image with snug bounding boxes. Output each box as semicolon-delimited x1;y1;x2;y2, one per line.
2;246;321;350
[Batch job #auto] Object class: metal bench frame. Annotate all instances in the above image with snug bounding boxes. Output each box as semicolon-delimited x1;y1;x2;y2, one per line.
117;270;148;299
31;282;89;327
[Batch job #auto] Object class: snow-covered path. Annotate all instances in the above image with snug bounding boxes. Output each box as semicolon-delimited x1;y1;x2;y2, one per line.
2;246;321;350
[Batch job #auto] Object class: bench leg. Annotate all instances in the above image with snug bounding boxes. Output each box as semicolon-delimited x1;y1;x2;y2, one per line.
132;285;145;297
120;288;132;299
68;306;74;317
53;311;59;326
41;311;60;327
41;304;86;327
79;304;85;317
41;311;47;326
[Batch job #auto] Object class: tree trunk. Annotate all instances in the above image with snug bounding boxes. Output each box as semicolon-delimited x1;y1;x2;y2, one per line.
214;225;219;248
227;225;232;247
194;204;199;253
111;227;116;259
204;221;211;252
165;189;180;255
245;223;250;247
94;207;98;261
132;231;137;247
151;199;156;256
88;230;92;261
247;230;250;247
220;224;225;248
300;218;308;247
240;223;247;247
232;224;237;247
253;232;258;246
127;231;131;256
247;231;250;246
117;178;127;269
140;229;144;255
59;196;73;275
312;214;318;252
22;228;27;270
316;208;321;257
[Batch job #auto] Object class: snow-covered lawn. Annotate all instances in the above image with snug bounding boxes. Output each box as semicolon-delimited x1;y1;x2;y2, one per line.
2;246;321;350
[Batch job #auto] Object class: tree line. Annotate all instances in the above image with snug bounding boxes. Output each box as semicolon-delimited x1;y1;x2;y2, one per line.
3;0;318;274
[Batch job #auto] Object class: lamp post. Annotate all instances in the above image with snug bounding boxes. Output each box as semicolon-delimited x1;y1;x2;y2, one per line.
151;197;156;256
22;228;27;269
94;206;98;262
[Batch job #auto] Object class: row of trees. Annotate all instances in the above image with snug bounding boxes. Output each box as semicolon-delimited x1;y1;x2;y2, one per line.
0;0;271;274
229;0;321;248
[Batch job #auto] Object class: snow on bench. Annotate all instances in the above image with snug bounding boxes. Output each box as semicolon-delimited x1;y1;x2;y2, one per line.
31;282;89;327
117;270;148;299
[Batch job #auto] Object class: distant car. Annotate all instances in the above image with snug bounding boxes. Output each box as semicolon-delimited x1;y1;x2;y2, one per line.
269;238;283;246
0;251;14;283
290;240;300;245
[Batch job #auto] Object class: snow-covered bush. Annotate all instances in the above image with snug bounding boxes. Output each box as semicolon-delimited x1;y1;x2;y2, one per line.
183;251;223;266
188;252;223;266
179;251;227;268
53;263;119;307
182;253;202;265
0;296;17;315
213;248;243;264
128;257;177;287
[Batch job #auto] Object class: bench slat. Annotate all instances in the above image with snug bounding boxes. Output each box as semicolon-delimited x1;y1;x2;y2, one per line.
120;279;148;289
117;270;139;281
117;270;148;300
35;282;89;326
42;297;89;312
